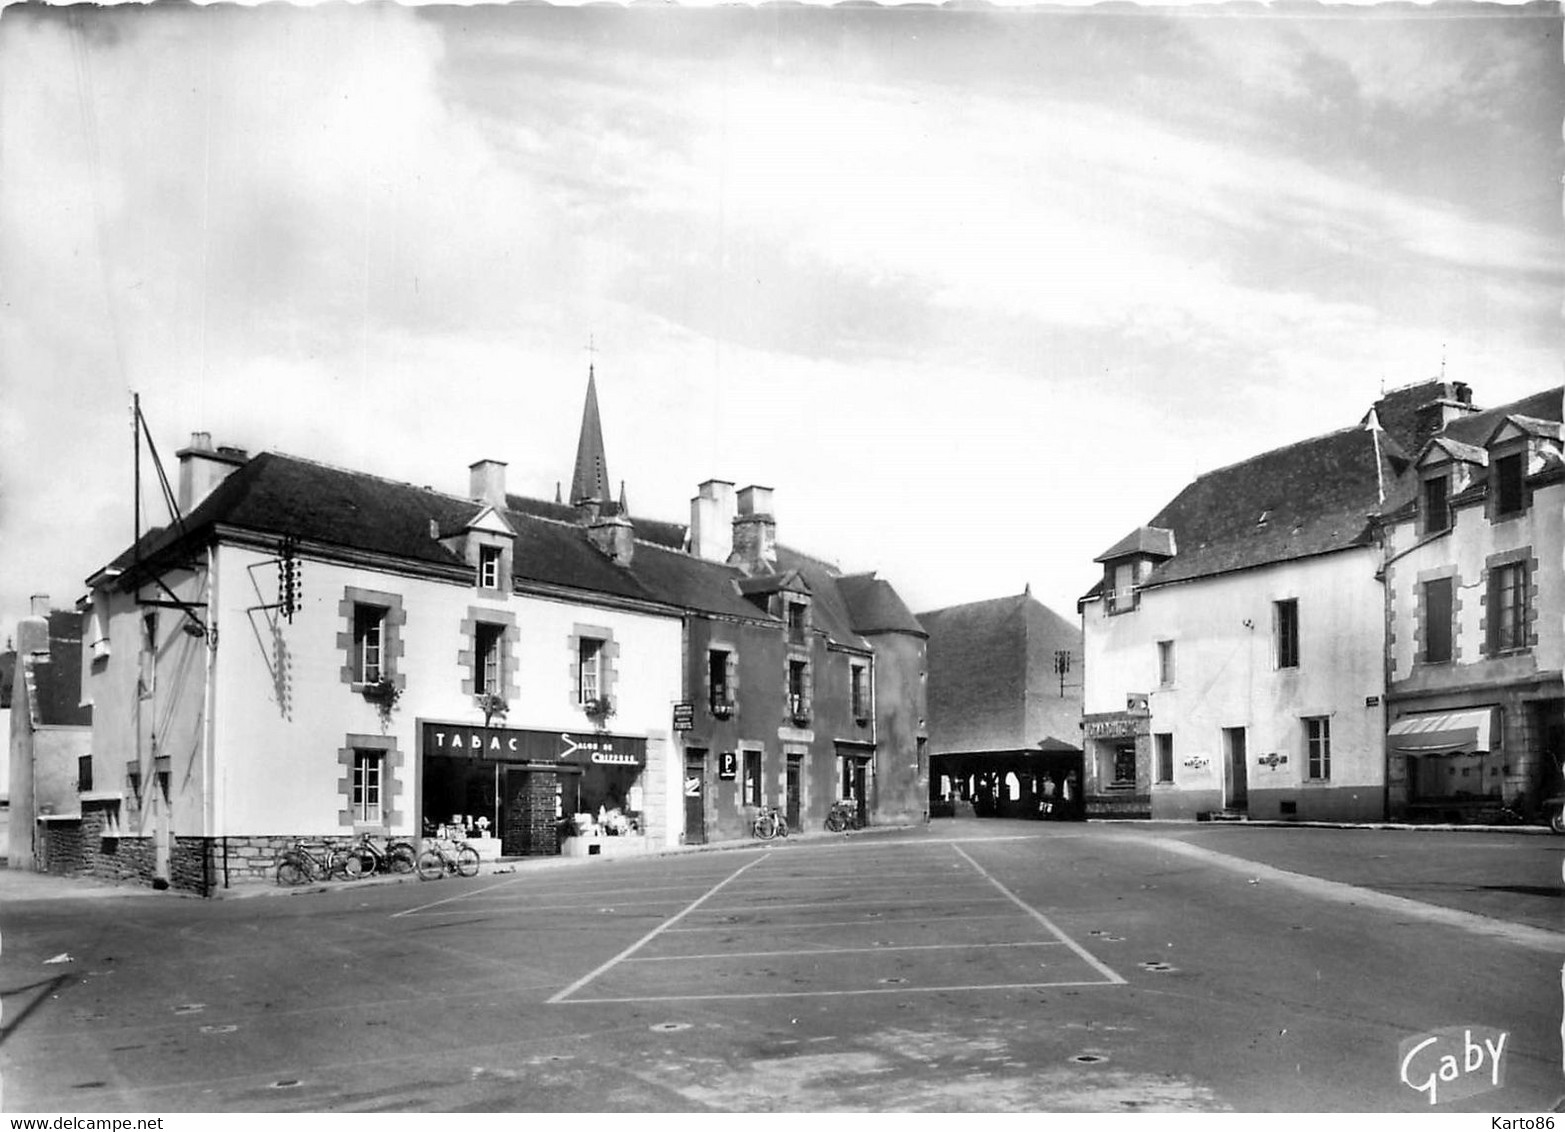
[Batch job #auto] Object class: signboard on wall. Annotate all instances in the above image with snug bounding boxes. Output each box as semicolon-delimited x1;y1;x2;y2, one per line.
1084;718;1140;740
672;702;694;731
718;751;738;780
422;723;647;768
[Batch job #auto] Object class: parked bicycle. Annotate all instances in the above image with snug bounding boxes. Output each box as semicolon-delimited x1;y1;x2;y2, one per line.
752;805;789;840
275;839;362;886
416;837;482;880
349;832;418;876
824;799;864;833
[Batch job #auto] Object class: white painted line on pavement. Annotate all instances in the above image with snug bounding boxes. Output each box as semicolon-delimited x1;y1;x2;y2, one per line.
663;910;1028;934
624;939;1068;962
557;978;1117;1005
389;875;534;919
548;852;771;1004
952;843;1127;985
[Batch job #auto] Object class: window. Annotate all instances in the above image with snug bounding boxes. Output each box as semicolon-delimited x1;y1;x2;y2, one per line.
788;660;809;719
743;749;762;806
352;750;383;823
708;648;732;713
1305;717;1331;781
579;637;603;703
353;604;386;683
1274;599;1299;669
1157;640;1175;687
138;611;157;700
1423;475;1451;534
1494;453;1525;516
1154;733;1173;784
850;664;868;719
1107;561;1139;614
475;622;504;695
1112;746;1137;787
1423;578;1453;664
478;545;502;590
1489;562;1528;653
78;754;94;793
786;601;807;644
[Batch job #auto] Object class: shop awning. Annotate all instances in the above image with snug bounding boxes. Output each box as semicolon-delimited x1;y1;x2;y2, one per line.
1388;709;1495;755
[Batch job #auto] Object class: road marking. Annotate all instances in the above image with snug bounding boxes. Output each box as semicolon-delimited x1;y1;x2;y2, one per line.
389;875;533;919
663;910;1029;934
689;894;1012;916
624;940;1067;962
557;978;1117;1005
952;844;1126;985
548;853;771;1004
393;895;710;918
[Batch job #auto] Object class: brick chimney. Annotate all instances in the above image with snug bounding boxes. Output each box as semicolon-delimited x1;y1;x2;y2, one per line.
690;480;736;563
587;513;635;567
469;459;508;510
177;433;248;514
729;485;776;574
1370;380;1478;457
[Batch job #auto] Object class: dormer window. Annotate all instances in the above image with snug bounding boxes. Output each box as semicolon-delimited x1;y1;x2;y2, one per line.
1493;453;1525;517
786;601;808;644
1106;560;1140;614
1422;474;1451;535
478;545;503;589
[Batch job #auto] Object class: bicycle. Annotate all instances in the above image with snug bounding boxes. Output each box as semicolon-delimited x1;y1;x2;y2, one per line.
276;839;362;885
416;837;482;880
349;832;418;876
824;800;864;833
752;805;789;840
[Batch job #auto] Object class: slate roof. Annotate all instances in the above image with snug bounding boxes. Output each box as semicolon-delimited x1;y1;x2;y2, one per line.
22;611;91;728
836;573;926;637
774;547;870;651
917;593;1081;755
1094;526;1176;564
1135;424;1403;588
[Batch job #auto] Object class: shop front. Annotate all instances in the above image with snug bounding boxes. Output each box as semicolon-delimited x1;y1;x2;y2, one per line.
418;721;648;857
1082;712;1151;818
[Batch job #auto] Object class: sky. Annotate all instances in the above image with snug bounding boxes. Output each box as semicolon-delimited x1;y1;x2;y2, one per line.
1;1;1561;651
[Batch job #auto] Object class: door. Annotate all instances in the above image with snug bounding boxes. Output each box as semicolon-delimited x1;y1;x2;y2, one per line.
785;756;801;831
684;751;707;845
853;760;869;827
1224;727;1248;810
501;768;531;857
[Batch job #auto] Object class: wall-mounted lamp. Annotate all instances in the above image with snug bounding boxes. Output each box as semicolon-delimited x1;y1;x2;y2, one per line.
1242;619;1254;629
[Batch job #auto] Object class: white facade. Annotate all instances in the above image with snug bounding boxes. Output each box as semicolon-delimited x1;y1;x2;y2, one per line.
1083;549;1388;822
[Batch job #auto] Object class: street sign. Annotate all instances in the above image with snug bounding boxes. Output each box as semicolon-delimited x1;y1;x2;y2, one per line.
718;751;737;780
673;702;694;731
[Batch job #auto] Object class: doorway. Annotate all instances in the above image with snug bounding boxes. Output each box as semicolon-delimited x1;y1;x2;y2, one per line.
684;750;707;846
785;755;802;831
1223;727;1248;811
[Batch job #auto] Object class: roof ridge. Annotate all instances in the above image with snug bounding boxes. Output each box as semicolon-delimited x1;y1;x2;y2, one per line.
269;450;468;505
1193;422;1370;482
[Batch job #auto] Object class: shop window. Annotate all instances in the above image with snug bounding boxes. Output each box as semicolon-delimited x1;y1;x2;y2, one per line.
352;750;383;823
579;638;604;703
1157;641;1175;687
353;604;387;683
478;545;503;590
1274;599;1299;669
475;622;505;695
743;749;762;806
1423;578;1453;664
1154;733;1173;783
1304;717;1331;781
850;663;868;720
1422;474;1451;534
1488;562;1528;653
1493;453;1525;517
1112;746;1137;787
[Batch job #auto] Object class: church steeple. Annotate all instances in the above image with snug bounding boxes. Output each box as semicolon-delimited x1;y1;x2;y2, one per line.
571;364;611;507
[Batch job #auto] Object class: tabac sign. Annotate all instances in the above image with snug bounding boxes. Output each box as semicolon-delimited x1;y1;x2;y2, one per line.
422;723;646;768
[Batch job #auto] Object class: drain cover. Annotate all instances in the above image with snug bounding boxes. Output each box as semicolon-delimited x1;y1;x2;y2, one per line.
1069;1053;1108;1065
878;977;908;985
271;1080;302;1089
1138;961;1177;973
651;1022;692;1033
199;1024;238;1034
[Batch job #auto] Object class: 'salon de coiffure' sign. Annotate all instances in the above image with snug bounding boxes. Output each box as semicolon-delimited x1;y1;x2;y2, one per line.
422;723;646;767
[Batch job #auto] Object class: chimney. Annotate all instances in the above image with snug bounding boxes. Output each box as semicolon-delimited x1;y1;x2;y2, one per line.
729;485;777;574
690;480;736;563
587;513;635;567
18;594;50;655
177;432;248;514
469;459;508;509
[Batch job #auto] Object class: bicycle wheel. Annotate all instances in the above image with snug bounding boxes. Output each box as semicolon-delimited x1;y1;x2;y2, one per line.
331;849;364;880
455;845;481;877
777;817;789;838
824;810;846;833
353;846;379;875
388;843;417;874
415;849;445;881
754;814;777;840
276;853;308;886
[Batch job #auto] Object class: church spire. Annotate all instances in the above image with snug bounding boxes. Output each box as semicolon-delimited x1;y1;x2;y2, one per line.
571;363;611;507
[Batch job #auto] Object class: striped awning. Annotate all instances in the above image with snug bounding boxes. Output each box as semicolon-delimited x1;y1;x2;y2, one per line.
1387;709;1495;755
